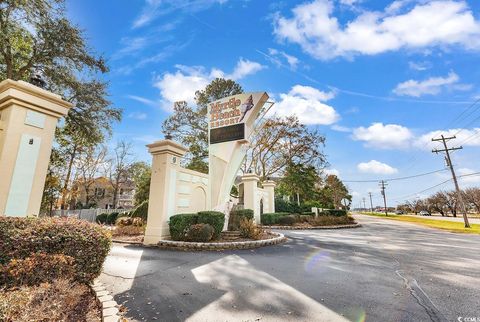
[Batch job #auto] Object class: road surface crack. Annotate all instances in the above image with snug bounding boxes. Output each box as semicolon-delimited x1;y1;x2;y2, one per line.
395;270;448;322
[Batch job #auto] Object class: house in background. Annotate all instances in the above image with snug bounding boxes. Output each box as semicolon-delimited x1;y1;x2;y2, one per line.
70;177;135;209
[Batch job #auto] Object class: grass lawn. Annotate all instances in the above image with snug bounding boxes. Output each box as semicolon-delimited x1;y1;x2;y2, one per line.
358;212;480;235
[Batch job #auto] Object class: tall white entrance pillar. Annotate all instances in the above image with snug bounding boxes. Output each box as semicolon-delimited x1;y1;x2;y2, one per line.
144;140;187;245
241;173;260;223
262;180;276;214
0;80;71;217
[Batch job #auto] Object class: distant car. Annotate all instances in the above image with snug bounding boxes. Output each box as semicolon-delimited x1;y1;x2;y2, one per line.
395;210;404;215
419;210;431;216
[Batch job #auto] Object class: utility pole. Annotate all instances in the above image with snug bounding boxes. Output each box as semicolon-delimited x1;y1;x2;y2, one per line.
362;197;366;210
379;180;388;216
432;135;470;228
368;192;374;213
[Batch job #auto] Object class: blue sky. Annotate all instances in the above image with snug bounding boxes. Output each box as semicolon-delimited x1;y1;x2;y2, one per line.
67;0;480;207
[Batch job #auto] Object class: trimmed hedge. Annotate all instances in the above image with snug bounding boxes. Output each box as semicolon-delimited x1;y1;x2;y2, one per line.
169;213;197;241
229;209;254;230
132;200;149;221
319;209;347;217
260;212;290;225
0;253;75;287
197;211;225;239
169;211;225;241
185;224;214;242
0;217;111;284
278;215;296;225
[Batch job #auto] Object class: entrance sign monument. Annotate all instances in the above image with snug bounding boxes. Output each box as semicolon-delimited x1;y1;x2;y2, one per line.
144;92;275;244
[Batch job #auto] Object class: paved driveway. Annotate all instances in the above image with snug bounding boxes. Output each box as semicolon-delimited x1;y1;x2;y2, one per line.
99;215;480;322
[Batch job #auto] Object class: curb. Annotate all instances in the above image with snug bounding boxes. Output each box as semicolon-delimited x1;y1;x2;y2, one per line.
260;223;362;230
91;279;123;322
156;232;287;251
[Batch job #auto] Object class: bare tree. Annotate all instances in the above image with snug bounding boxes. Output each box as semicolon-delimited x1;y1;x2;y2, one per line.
106;141;133;209
242;116;326;179
444;191;458;217
76;145;107;208
426;192;447;216
463;188;480;214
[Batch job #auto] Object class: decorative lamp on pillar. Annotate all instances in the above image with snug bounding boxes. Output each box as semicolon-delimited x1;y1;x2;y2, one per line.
143;139;187;245
0;80;72;217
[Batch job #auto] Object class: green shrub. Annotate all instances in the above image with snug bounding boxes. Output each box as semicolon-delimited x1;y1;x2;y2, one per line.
169;213;198;241
319;209;347;217
116;216;133;227
106;212;119;225
238;218;262;240
260;212;290;225
308;215;355;226
275;198;302;213
197;211;225;239
277;215;297;225
0;217;111;284
302;212;315;216
185;224;214;242
96;213;108;224
229;209;254;230
0;253;75;287
132;200;149;221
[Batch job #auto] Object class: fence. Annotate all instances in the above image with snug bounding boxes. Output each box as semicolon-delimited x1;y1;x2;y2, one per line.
46;208;133;223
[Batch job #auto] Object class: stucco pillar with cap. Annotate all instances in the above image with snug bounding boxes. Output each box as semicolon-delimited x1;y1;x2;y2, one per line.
0;80;72;217
262;180;276;214
144;139;187;245
241;173;261;223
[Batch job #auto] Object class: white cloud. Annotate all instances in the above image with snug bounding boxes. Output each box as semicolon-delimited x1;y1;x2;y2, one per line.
273;0;480;60
133;0;227;29
127;95;158;107
331;124;351;132
457;168;480;185
154;58;264;110
324;168;340;177
128;112;148;120
274;85;339;125
352;122;413;149
393;72;471;97
357;160;398;175
408;61;431;71
267;48;300;69
415;128;480;150
227;58;266;80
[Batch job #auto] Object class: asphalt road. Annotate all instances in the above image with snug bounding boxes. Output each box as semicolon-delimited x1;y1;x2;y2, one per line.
99;215;480;322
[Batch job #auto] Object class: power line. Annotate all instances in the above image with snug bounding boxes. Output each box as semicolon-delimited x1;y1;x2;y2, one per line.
342;168;447;183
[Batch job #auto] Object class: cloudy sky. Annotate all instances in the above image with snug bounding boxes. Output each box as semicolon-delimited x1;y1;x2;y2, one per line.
68;0;480;207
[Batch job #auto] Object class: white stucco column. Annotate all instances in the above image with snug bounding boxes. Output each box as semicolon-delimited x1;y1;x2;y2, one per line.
0;80;72;217
143;139;187;245
241;173;260;223
262;180;276;214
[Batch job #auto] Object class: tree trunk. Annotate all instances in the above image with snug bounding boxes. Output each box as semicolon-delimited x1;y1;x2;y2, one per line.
60;144;78;211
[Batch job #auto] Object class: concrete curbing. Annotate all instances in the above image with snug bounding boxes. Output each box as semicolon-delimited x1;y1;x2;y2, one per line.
260;223;362;230
156;232;287;251
91;280;123;322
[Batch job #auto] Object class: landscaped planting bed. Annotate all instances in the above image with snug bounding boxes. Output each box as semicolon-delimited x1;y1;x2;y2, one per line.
0;217;112;321
260;211;359;229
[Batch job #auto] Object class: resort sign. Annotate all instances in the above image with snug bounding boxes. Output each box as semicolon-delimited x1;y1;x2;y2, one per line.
208;92;268;144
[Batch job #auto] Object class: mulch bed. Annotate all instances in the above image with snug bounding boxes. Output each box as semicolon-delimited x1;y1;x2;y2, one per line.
0;279;101;322
112;234;144;243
